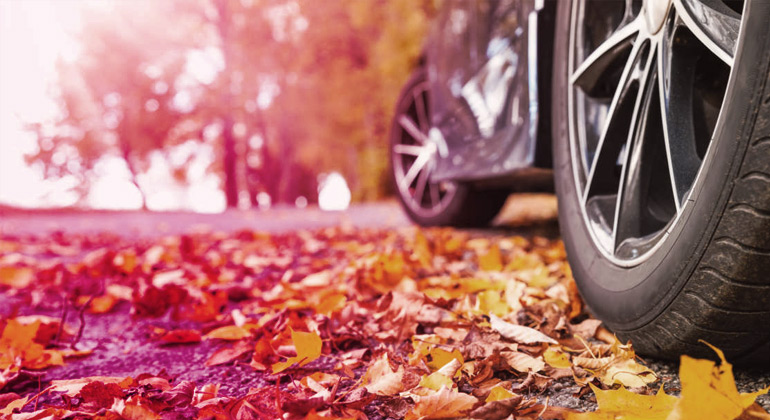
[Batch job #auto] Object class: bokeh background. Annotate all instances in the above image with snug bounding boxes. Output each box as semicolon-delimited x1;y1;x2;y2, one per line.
0;0;436;212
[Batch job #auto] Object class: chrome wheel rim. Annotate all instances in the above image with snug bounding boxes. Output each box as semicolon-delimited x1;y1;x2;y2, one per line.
392;80;457;218
568;0;745;266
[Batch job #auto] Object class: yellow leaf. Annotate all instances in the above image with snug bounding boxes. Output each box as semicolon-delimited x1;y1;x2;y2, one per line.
419;371;454;391
406;386;478;420
567;384;676;420
427;348;464;374
486;384;515;402
667;343;769;420
476;290;509;317
204;325;251;341
271;329;323;373
478;245;503;271
544;348;572;369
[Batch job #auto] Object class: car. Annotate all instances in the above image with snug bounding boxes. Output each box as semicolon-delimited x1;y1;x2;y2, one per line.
389;0;770;363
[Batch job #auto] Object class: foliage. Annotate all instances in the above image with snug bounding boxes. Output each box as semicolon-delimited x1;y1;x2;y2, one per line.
26;0;435;207
1;225;767;419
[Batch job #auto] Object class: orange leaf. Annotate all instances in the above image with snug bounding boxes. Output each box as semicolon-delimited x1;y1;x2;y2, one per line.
0;266;34;288
271;329;323;373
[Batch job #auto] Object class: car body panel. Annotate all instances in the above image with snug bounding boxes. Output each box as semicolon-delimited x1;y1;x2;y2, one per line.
424;0;554;186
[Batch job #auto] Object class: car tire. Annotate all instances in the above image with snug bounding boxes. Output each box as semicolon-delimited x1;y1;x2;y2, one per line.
390;69;508;227
552;0;770;362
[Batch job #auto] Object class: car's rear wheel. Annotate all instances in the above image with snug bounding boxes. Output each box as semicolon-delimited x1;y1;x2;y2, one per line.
391;69;508;227
553;0;770;362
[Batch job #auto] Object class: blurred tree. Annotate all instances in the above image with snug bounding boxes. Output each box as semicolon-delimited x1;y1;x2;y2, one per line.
28;0;435;208
26;1;196;208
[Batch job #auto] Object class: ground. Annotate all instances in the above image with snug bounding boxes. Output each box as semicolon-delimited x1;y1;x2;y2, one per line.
0;197;768;419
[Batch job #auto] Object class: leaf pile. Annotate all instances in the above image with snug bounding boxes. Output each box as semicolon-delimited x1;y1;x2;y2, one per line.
0;227;767;419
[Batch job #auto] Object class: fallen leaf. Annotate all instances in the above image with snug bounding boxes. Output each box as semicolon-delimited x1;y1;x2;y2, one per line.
489;314;557;345
567;384;676;420
160;329;202;344
362;354;405;396
272;329;323;373
0;395;28;416
668;343;769;420
406;386;478;420
204;325;251;341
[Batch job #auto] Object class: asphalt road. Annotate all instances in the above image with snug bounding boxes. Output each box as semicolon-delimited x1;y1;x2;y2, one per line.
1;198;768;412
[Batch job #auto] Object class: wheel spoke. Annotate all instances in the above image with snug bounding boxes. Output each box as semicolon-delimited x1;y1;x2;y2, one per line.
581;34;647;203
674;0;740;65
400;152;430;190
612;46;659;249
398;115;428;144
413;166;430;206
656;32;703;207
429;183;440;207
393;144;423;156
570;19;641;95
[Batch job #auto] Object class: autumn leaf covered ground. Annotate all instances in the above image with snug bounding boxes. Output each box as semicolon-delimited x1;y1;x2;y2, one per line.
1;201;769;419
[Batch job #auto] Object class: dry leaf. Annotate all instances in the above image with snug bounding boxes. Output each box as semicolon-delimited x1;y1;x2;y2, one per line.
406;386;478;420
567;384;676;420
362;354;405;396
272;329;323;373
667;343;768;420
489;314;557;344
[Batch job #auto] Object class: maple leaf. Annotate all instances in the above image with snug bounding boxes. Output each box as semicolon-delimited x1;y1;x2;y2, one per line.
405;386;478;420
568;384;676;420
667;343;769;420
570;344;770;420
272;329;323;373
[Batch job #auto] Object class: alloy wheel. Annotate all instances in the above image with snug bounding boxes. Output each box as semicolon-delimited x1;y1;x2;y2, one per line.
392;79;457;218
568;0;744;265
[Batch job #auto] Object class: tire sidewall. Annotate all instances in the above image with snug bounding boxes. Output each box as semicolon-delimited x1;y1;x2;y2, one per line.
552;1;770;330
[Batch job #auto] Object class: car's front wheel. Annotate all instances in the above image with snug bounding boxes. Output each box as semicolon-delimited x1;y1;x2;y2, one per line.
553;0;770;362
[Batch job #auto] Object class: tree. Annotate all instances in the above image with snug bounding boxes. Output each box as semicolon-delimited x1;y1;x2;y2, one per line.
26;1;195;208
28;0;435;208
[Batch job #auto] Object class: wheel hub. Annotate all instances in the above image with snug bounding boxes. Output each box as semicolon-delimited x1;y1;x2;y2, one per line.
644;0;672;35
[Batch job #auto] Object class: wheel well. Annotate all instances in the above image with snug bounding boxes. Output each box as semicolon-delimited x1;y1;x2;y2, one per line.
533;0;558;169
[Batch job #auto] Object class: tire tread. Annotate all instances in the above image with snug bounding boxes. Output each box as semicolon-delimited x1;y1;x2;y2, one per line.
623;55;770;363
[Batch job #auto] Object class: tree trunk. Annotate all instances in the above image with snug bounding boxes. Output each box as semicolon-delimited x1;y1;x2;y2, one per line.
222;115;239;207
121;146;148;210
216;0;239;208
